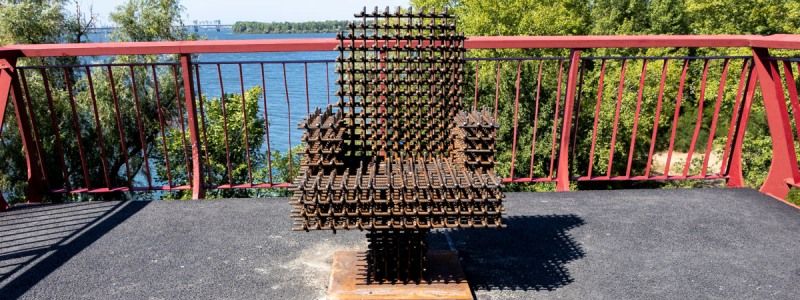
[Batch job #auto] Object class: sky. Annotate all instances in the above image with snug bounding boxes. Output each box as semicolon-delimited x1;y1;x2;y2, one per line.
78;0;411;25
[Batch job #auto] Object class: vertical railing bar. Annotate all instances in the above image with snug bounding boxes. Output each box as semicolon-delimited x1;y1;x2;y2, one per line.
179;54;204;199
63;67;91;189
796;61;800;91
528;60;544;179
194;64;211;184
548;60;565;179
283;63;293;182
606;59;627;177
106;65;132;186
325;62;331;105
701;58;731;176
682;59;711;177
216;63;233;185
473;62;479;110
587;59;607;178
2;57;44;202
85;66;112;188
493;61;501;120
625;59;648;178
18;69;49;188
304;62;310;115
171;65;192;183
720;59;751;175
570;59;586;169
644;59;669;177
781;60;800;141
664;59;691;177
40;69;70;190
129;65;152;189
239;63;253;184
751;47;800;198
725;64;756;187
556;49;582;191
260;63;273;184
151;65;173;188
509;61;522;179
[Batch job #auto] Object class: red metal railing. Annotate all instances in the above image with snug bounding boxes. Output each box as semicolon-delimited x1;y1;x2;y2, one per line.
2;35;800;210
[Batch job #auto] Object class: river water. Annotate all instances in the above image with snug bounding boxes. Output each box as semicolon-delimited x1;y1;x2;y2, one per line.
90;29;338;156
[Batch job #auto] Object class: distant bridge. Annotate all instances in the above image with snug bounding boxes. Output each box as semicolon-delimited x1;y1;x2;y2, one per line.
88;20;234;34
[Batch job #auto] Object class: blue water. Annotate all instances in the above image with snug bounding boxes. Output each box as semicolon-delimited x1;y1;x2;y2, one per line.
90;29;338;156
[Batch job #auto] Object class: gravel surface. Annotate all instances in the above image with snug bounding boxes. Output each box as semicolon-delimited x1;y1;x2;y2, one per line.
1;188;799;299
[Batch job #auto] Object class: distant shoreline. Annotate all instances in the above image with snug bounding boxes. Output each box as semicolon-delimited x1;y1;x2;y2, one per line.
232;20;348;34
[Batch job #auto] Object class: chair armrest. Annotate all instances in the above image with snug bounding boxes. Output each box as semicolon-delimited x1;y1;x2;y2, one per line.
451;108;499;169
298;106;345;171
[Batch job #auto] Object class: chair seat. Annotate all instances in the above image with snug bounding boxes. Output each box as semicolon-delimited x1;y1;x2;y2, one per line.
290;156;504;231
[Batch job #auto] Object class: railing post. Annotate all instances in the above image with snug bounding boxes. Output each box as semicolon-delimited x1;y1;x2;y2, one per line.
556;49;582;191
726;65;757;188
750;48;800;199
179;54;205;199
0;56;45;205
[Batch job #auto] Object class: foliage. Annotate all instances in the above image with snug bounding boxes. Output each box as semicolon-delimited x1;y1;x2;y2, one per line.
0;0;65;45
787;188;800;206
109;0;191;42
3;0;800;205
63;0;97;43
413;0;800;191
158;87;267;199
0;0;76;204
0;0;200;204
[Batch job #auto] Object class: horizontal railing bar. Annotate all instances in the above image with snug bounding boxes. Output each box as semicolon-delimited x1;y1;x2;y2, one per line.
2;35;799;58
17;62;179;69
194;59;335;65
770;57;800;62
16;55;758;71
574;175;728;181
48;183;295;193
582;55;752;60
465;56;567;61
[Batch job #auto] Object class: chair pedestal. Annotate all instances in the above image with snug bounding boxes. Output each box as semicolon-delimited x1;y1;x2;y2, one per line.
327;250;473;300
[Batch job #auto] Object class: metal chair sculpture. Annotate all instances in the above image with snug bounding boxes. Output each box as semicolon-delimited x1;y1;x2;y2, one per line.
291;7;504;283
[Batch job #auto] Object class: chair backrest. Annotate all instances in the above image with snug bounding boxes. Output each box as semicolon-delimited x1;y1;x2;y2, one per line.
335;7;465;159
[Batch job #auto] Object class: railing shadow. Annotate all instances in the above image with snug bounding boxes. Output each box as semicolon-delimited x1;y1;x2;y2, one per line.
428;214;585;291
0;200;148;299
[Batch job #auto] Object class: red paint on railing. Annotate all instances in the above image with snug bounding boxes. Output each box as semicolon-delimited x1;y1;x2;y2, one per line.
682;59;711;177
664;60;690;177
556;50;582;191
587;60;606;178
702;59;731;177
626;60;648;178
644;59;669;178
752;48;800;199
2;35;800;206
607;59;627;178
509;61;522;179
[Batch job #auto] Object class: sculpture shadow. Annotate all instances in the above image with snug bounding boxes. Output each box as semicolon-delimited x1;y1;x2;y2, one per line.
0;200;148;299
428;214;585;291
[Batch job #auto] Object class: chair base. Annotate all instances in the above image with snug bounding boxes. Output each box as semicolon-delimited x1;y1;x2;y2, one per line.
327;250;473;300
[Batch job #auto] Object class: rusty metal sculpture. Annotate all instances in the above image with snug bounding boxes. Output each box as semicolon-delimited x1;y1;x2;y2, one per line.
291;6;504;284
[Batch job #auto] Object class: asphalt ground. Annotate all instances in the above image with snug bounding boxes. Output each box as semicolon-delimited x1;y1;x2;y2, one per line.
1;188;798;299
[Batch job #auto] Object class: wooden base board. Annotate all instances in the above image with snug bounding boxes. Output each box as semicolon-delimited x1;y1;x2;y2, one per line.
327;250;473;300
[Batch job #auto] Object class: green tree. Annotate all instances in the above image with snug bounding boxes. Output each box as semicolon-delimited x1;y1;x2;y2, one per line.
0;0;194;204
413;0;800;190
0;0;75;203
109;0;190;42
0;0;64;45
